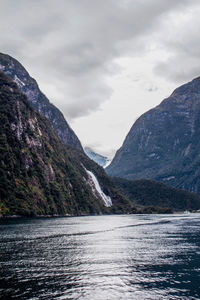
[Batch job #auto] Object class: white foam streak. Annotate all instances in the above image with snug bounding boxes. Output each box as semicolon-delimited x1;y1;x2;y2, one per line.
85;169;112;207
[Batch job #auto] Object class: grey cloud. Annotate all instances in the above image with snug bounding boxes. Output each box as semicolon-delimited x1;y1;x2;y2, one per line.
154;2;200;83
84;141;116;159
0;0;197;119
154;56;200;83
55;76;113;120
23;15;63;39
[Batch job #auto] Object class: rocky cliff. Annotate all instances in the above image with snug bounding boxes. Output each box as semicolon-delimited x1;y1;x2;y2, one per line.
0;53;83;150
107;77;200;194
0;72;131;216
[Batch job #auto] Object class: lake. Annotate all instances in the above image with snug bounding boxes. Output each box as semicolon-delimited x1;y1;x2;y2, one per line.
0;214;200;299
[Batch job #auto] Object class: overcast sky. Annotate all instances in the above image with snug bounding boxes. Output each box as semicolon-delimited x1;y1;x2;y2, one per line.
1;0;200;157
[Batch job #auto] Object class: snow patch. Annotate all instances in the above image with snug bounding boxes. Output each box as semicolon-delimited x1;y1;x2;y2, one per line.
163;176;175;181
104;160;111;168
14;75;25;88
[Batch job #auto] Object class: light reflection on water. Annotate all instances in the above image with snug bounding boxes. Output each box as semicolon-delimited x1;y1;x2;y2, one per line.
0;214;200;299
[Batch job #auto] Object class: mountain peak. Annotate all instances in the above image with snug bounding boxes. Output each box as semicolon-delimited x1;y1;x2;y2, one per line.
107;76;200;194
0;71;131;216
170;76;200;98
0;52;83;151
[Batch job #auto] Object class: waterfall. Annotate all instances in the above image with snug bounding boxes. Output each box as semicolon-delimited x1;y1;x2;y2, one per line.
85;168;112;207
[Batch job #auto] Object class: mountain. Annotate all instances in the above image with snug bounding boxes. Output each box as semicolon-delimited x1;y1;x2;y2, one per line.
0;52;83;151
113;177;200;212
84;147;110;167
107;77;200;194
0;72;131;217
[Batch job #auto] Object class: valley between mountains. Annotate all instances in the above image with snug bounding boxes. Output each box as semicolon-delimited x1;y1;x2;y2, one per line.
1;52;200;216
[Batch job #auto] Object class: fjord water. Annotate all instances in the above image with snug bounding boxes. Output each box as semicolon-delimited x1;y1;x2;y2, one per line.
0;214;200;300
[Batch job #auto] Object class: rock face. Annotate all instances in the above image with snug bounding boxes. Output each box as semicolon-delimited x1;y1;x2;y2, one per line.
84;147;110;167
107;77;200;194
0;52;83;151
0;72;131;216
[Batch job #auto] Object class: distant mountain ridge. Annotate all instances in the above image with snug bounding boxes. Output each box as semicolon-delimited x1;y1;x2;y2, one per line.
84;147;110;167
113;177;200;211
0;52;83;150
107;76;200;194
2;52;199;214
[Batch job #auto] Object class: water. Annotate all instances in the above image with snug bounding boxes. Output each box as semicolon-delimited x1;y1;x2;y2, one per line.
0;214;200;299
84;168;112;207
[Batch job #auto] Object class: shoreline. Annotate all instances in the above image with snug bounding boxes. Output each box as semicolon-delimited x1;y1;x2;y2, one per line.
1;211;199;220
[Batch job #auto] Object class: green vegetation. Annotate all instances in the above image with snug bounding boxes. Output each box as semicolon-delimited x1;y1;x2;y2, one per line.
113;177;200;211
0;72;131;217
1;70;192;217
0;52;83;151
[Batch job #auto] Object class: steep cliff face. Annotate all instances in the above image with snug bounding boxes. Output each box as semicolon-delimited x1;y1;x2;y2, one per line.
0;72;131;216
0;53;83;151
107;77;200;194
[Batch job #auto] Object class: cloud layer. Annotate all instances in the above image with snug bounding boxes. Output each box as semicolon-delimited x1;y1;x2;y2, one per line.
1;0;198;120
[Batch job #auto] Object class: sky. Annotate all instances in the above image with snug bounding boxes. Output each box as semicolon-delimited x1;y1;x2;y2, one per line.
1;0;200;158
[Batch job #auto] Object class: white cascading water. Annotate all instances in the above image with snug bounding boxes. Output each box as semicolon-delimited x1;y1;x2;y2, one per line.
85;169;112;207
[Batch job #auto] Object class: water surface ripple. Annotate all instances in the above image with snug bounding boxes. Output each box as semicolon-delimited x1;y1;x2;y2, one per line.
0;214;200;299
